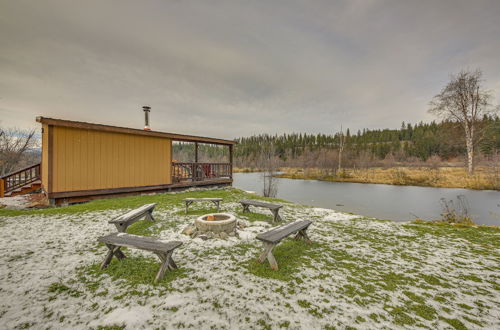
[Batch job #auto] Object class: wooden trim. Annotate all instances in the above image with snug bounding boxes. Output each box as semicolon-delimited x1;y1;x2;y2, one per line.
36;116;237;146
47;179;233;199
194;142;199;163
169;139;173;183
229;145;233;179
0;178;5;198
47;125;54;193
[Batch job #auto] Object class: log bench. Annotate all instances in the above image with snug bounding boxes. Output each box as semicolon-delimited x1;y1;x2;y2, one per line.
182;198;223;214
240;199;283;222
98;233;182;283
109;203;156;232
256;220;312;270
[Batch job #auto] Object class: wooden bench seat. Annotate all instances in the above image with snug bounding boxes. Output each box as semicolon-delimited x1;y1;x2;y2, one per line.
240;199;283;222
182;198;223;214
256;220;312;270
109;203;156;232
98;233;182;283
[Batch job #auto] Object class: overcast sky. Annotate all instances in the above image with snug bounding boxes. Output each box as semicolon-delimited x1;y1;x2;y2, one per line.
1;0;499;139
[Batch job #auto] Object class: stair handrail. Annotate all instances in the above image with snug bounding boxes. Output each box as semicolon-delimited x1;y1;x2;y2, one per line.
0;162;41;197
0;163;41;179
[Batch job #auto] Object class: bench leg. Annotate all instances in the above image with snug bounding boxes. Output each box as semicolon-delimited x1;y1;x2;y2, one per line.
101;244;118;269
168;257;178;270
213;201;220;212
113;223;125;233
114;247;127;260
155;251;174;283
258;242;279;270
271;209;282;222
294;229;312;244
242;204;250;213
146;210;155;222
185;201;192;214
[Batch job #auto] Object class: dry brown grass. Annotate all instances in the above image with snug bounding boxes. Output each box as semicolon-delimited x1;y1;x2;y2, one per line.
275;166;500;190
233;167;263;173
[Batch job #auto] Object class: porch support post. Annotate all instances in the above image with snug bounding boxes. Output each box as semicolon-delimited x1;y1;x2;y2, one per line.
229;144;233;179
0;178;4;198
194;142;199;163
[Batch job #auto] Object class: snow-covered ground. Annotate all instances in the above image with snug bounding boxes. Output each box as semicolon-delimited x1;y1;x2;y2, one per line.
0;195;499;329
0;195;31;209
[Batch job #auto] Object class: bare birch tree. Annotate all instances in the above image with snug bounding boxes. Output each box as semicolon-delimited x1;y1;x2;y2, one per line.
337;125;347;174
429;69;494;175
261;142;278;197
0;127;38;176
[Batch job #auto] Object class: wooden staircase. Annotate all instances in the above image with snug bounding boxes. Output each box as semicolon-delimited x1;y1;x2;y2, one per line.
0;163;41;198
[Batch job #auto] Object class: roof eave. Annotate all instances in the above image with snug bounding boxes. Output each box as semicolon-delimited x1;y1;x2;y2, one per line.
36;116;237;145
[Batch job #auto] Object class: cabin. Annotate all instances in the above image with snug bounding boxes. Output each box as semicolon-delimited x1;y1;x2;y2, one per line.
0;116;236;205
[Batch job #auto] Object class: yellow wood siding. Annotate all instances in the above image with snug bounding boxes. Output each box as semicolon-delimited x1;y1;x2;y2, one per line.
51;126;171;193
41;124;49;192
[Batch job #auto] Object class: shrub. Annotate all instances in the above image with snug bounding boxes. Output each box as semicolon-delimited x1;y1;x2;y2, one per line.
439;195;474;225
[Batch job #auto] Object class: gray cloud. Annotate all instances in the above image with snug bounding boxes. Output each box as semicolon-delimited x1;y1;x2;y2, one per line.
1;0;499;139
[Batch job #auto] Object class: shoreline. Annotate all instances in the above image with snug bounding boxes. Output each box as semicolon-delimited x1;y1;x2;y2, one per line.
235;166;500;191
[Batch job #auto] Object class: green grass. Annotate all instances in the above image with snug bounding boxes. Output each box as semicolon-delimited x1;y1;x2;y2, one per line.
242;239;321;281
48;282;83;298
175;207;220;216
406;220;500;248
0;188;249;217
441;317;467;330
126;220;157;236
83;256;190;288
237;211;274;222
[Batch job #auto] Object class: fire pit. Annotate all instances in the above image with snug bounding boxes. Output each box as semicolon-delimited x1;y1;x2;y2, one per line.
195;213;236;234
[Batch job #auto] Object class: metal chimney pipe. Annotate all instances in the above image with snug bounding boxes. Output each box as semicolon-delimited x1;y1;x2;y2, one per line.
142;106;151;131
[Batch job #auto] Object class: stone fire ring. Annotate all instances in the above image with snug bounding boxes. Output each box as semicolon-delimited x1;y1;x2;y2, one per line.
195;213;236;233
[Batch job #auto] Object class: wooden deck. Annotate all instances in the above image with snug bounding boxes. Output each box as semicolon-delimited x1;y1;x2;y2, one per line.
1;161;233;205
48;177;233;205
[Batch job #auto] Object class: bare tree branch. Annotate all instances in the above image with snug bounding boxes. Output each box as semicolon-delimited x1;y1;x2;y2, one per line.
428;69;496;174
0;127;39;176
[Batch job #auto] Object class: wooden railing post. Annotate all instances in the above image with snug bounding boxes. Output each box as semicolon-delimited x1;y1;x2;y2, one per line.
194;142;199;163
0;178;4;198
229;145;233;179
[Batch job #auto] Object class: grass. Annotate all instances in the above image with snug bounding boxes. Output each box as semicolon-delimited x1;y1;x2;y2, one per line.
0;187;291;218
2;187;499;329
82;257;190;289
0;188;239;217
48;282;83;298
237;211;274;222
242;239;321;282
405;220;500;248
275;166;500;190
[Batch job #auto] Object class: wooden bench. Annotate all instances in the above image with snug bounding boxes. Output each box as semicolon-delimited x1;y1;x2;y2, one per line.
256;220;312;270
98;233;182;283
182;198;223;214
109;203;156;232
240;199;283;222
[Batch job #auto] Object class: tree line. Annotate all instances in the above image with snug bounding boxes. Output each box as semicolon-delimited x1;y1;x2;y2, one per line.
233;116;500;169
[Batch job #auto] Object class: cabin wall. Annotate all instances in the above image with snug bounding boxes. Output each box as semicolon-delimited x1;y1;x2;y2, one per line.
41;124;49;192
50;126;172;193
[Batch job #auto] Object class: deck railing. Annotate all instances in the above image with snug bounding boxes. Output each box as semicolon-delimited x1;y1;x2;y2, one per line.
172;162;232;183
0;163;41;197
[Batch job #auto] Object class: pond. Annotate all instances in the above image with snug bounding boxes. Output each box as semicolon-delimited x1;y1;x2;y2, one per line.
233;172;500;226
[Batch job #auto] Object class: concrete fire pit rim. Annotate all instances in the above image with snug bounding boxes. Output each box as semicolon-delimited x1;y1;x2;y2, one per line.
196;213;236;225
